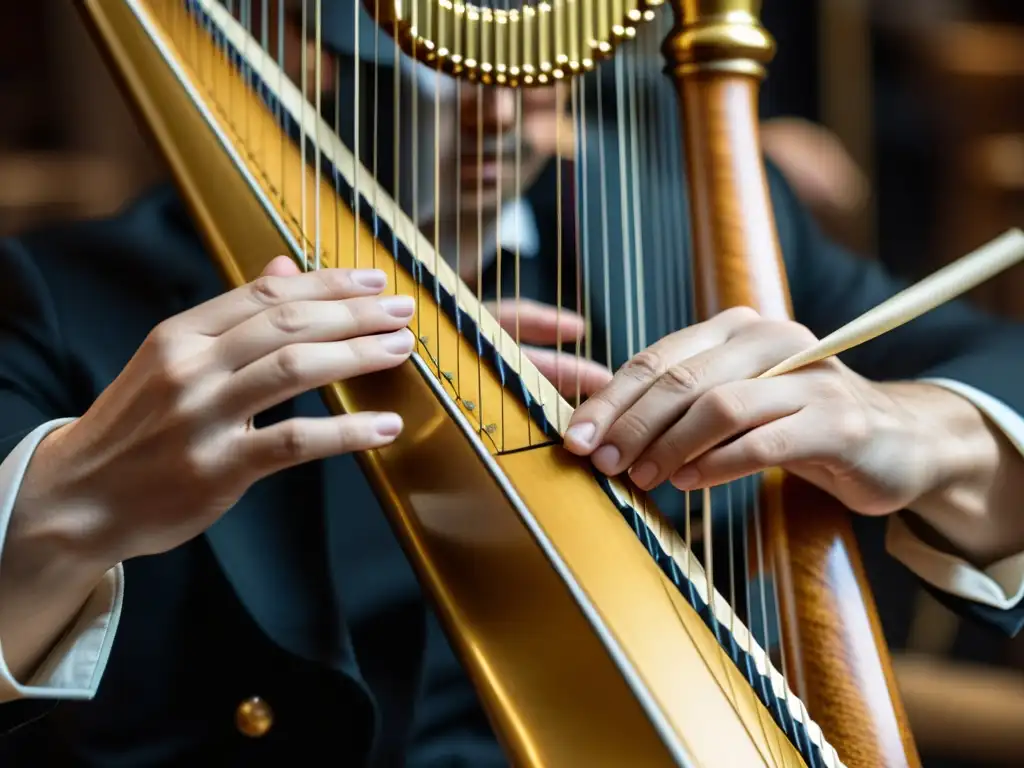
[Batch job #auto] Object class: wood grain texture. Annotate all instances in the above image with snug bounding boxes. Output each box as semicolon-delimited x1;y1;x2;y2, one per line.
765;473;921;768
664;6;922;762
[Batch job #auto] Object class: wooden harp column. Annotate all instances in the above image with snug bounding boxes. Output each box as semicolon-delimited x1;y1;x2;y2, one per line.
662;2;921;766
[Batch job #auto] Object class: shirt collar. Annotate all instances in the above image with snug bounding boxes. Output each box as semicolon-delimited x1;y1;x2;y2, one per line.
498;197;539;259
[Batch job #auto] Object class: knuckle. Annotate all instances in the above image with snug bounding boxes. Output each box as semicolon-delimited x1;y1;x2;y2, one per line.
275;422;308;461
144;332;196;393
319;269;353;295
269;303;307;334
344;299;377;331
180;447;215;483
835;409;870;443
274;346;306;384
783;320;818;347
747;429;789;466
663;363;701;394
158;362;194;393
624;350;663;382
701;387;744;426
607;408;650;444
335;417;372;453
347;337;375;366
249;276;285;305
146;324;181;364
722;305;760;324
814;375;849;401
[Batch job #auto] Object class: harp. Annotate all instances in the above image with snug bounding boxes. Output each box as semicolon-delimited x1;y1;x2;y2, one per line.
75;0;921;765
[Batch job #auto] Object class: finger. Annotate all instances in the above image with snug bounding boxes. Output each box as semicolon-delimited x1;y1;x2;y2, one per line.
596;328;813;475
563;307;760;456
241;411;404;476
176;263;392;336
668;411;833;491
261;255;302;278
220;328;415;418
214;294;415;370
487;298;586;346
575;318;813;475
523;347;613;399
627;377;812;490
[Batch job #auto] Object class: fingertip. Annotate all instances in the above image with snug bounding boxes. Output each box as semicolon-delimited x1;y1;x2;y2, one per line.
563;420;596;454
372;412;404;439
670;467;700;490
351;268;389;291
261;255;301;278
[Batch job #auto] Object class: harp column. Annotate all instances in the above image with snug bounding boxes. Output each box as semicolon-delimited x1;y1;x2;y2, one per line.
661;2;922;767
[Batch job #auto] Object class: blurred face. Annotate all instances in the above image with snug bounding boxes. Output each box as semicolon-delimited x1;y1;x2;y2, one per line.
407;67;572;228
454;83;572;213
263;0;339;94
257;3;571;227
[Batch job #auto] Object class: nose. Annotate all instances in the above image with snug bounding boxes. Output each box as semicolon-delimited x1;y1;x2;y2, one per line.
460;87;517;136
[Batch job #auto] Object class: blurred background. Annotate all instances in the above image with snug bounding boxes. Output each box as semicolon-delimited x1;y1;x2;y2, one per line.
2;1;1022;766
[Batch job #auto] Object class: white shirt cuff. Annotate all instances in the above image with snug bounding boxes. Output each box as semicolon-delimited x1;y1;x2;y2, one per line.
885;378;1024;610
0;419;124;702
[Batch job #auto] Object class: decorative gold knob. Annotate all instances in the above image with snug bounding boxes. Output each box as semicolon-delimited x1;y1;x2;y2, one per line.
235;695;274;738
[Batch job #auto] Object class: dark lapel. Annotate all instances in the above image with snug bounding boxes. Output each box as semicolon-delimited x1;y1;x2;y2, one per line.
203;390;367;682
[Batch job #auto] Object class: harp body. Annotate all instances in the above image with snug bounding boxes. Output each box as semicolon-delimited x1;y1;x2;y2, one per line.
76;0;919;766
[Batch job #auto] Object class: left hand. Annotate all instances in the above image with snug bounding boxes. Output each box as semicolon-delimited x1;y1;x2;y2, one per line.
487;298;613;400
562;307;953;517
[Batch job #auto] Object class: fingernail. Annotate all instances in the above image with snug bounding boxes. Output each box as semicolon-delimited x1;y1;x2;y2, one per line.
564;422;596;450
629;461;658;489
381;328;415;354
380;295;415;318
671;467;700;490
374;413;403;437
352;269;387;289
592;444;621;475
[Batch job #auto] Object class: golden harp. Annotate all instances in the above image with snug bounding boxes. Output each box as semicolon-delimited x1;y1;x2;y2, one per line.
74;0;921;765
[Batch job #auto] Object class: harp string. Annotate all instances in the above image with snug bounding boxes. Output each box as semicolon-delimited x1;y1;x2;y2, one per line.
456;78;465;425
162;5;847;762
433;61;443;413
314;0;323;270
351;0;360;268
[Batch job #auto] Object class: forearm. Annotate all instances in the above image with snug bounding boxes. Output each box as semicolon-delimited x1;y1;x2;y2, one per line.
889;381;1024;567
0;421;115;692
0;507;110;685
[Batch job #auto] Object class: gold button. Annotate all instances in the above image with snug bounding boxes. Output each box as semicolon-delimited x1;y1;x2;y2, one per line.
235;695;274;738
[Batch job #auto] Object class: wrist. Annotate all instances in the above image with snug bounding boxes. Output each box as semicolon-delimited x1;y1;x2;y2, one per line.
9;424;119;582
0;425;116;683
882;381;1021;565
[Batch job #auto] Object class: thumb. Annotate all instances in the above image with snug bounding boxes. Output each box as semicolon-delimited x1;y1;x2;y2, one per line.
261;255;302;278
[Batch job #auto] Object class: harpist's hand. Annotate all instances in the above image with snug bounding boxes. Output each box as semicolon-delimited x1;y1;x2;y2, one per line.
561;306;996;520
17;256;415;563
485;298;613;399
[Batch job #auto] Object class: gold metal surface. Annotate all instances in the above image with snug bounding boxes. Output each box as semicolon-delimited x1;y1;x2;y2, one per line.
74;0;835;764
368;0;661;85
663;1;775;78
235;696;274;738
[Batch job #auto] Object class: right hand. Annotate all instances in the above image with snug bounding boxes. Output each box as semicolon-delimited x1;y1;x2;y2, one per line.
16;256;415;567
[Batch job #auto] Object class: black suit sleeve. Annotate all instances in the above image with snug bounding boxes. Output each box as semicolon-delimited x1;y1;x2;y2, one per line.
769;164;1024;635
0;236;80;733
